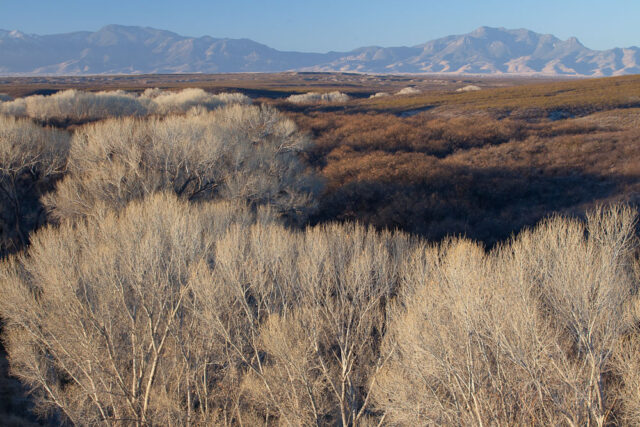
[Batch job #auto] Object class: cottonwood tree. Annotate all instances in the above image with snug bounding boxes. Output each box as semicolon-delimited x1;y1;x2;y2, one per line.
288;224;407;426
373;239;530;425
1;192;406;426
513;205;638;426
195;222;409;426
0;116;69;255
193;222;306;424
45;104;320;224
0;194;262;426
374;206;639;427
3;184;640;426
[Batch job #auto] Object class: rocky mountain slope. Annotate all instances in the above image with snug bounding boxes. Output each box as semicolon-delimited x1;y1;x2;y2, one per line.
0;25;638;76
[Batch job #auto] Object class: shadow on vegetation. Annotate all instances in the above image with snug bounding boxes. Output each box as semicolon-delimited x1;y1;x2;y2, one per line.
0;76;640;424
314;166;622;246
0;347;47;426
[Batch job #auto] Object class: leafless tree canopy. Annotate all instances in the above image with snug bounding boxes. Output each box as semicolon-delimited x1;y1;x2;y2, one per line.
1;96;640;426
2;193;640;425
0;194;405;425
286;92;350;104
44;104;321;224
374;205;640;426
0;89;251;122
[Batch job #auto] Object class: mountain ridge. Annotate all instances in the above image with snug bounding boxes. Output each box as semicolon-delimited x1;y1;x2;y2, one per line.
0;25;638;76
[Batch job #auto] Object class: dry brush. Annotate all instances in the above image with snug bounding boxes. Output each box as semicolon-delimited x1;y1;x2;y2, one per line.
44;104;321;224
0;88;251;123
1;96;640;426
1;195;640;425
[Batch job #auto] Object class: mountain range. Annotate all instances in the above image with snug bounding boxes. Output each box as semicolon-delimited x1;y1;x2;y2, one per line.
0;25;638;76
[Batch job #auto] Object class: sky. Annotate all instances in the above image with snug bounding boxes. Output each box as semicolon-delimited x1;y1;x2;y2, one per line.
1;0;638;52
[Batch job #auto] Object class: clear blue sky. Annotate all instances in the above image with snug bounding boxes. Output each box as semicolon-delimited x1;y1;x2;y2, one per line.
1;0;638;52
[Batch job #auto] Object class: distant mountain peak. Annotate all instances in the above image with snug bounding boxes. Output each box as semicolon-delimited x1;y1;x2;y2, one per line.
566;36;584;47
8;30;27;39
470;26;507;36
0;25;637;76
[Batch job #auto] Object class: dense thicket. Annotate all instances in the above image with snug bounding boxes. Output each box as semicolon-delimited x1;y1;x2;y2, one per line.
0;100;320;425
293;109;640;245
1;83;640;425
376;206;639;426
0;89;250;123
44;104;320;223
1;194;639;426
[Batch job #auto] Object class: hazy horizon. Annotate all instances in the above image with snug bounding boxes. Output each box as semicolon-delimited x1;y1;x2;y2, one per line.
2;0;639;53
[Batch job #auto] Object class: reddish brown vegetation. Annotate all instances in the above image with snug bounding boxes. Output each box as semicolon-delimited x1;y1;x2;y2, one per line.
292;105;640;244
1;75;640;425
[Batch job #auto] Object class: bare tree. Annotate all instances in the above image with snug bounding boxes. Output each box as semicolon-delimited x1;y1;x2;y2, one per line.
3;175;639;426
44;105;320;224
515;205;638;426
286;92;350;104
195;222;410;426
0;194;264;425
374;206;639;426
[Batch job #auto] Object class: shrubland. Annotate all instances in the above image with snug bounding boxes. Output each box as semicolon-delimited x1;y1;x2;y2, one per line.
0;76;640;425
291;104;640;245
286;91;350;104
44;104;320;224
0;88;250;124
360;74;640;116
1;194;640;425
